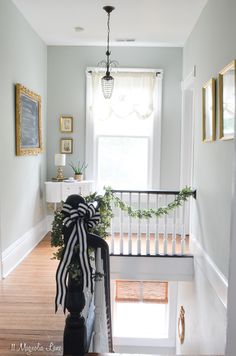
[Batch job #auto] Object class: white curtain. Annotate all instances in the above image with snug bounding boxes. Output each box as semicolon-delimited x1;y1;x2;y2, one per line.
92;71;156;121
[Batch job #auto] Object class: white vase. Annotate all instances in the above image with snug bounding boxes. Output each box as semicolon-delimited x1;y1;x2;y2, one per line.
74;174;83;181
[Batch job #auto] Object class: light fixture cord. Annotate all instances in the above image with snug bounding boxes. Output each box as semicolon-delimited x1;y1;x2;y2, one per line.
106;12;111;74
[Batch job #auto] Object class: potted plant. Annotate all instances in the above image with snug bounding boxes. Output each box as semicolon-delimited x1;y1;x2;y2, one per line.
69;161;88;181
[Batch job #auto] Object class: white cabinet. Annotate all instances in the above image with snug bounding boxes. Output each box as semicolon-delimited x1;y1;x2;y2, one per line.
45;181;94;203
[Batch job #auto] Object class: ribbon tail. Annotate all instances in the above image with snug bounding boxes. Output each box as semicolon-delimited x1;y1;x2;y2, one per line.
78;220;93;293
55;225;77;312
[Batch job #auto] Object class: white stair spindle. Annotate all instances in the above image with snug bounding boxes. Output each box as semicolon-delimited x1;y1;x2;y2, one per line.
163;195;168;255
146;193;150;255
137;193;141;255
120;192;123;255
110;201;114;254
154;194;159;255
93;248;103;352
172;195;177;255
128;192;132;254
181;202;186;255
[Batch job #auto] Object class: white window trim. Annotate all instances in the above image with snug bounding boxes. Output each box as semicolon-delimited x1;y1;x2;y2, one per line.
112;281;177;348
86;67;163;190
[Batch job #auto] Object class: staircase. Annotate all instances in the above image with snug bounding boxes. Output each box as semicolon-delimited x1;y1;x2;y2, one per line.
63;190;196;356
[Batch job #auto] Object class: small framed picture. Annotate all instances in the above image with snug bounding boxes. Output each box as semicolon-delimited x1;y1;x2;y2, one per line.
60;116;73;133
219;60;235;140
60;138;73;154
202;78;216;142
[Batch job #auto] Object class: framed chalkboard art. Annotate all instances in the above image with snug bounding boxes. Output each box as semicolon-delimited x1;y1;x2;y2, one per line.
15;84;43;155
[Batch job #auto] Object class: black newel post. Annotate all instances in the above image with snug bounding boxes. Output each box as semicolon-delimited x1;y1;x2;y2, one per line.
63;274;87;356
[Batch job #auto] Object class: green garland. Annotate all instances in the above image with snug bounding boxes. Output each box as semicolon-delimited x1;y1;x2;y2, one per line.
51;186;194;279
104;186;194;219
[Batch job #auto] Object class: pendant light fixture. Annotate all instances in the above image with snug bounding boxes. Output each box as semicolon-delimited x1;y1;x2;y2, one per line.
98;5;118;99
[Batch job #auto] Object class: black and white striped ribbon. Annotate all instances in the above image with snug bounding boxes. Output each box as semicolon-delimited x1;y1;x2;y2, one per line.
55;202;100;312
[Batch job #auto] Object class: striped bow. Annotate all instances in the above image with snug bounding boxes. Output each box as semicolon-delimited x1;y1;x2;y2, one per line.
55;201;100;312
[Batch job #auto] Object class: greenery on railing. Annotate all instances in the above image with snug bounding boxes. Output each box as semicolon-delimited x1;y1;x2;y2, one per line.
104;186;194;219
51;186;195;279
51;189;113;252
51;209;64;261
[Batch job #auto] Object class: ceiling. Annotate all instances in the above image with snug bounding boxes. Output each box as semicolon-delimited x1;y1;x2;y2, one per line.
12;0;208;47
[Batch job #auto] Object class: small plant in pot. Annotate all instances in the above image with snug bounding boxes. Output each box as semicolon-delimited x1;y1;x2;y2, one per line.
69;161;88;181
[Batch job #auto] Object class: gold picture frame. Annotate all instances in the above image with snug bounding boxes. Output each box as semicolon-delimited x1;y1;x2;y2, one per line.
202;78;216;142
219;60;236;140
15;83;42;156
60;116;73;133
60;138;73;154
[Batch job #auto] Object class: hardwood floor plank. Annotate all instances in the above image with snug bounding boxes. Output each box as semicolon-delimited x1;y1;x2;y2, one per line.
0;234;64;355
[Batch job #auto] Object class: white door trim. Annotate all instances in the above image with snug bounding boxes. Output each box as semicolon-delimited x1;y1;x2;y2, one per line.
180;66;196;188
180;67;196;235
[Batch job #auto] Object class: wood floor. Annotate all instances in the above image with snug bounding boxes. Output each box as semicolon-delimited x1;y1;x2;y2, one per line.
0;233;189;356
0;234;64;355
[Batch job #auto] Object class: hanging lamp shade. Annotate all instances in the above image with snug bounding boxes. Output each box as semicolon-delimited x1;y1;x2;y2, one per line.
98;5;117;99
101;72;114;99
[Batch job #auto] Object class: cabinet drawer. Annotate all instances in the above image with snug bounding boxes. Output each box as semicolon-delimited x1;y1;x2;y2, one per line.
61;184;82;201
45;181;94;203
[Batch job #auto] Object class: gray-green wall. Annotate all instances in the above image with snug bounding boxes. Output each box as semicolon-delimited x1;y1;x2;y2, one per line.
0;0;47;251
177;0;236;353
47;46;182;190
184;0;236;277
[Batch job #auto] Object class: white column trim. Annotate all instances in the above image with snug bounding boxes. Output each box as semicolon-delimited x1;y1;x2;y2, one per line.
85;70;95;182
151;72;163;189
180;67;195;188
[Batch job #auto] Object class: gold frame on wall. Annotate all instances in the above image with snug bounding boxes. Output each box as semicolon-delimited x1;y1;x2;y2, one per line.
219;60;236;140
60;116;73;133
15;83;42;156
202;78;216;142
60;138;73;154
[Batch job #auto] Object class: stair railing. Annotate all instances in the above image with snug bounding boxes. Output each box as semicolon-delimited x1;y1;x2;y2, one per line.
57;193;113;356
109;189;196;256
63;232;113;356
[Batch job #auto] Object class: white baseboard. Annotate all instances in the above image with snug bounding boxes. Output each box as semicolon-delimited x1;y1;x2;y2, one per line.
190;236;228;308
2;217;48;278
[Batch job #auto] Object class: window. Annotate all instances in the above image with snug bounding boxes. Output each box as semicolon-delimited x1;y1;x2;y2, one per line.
112;280;177;347
86;68;163;192
97;136;149;190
